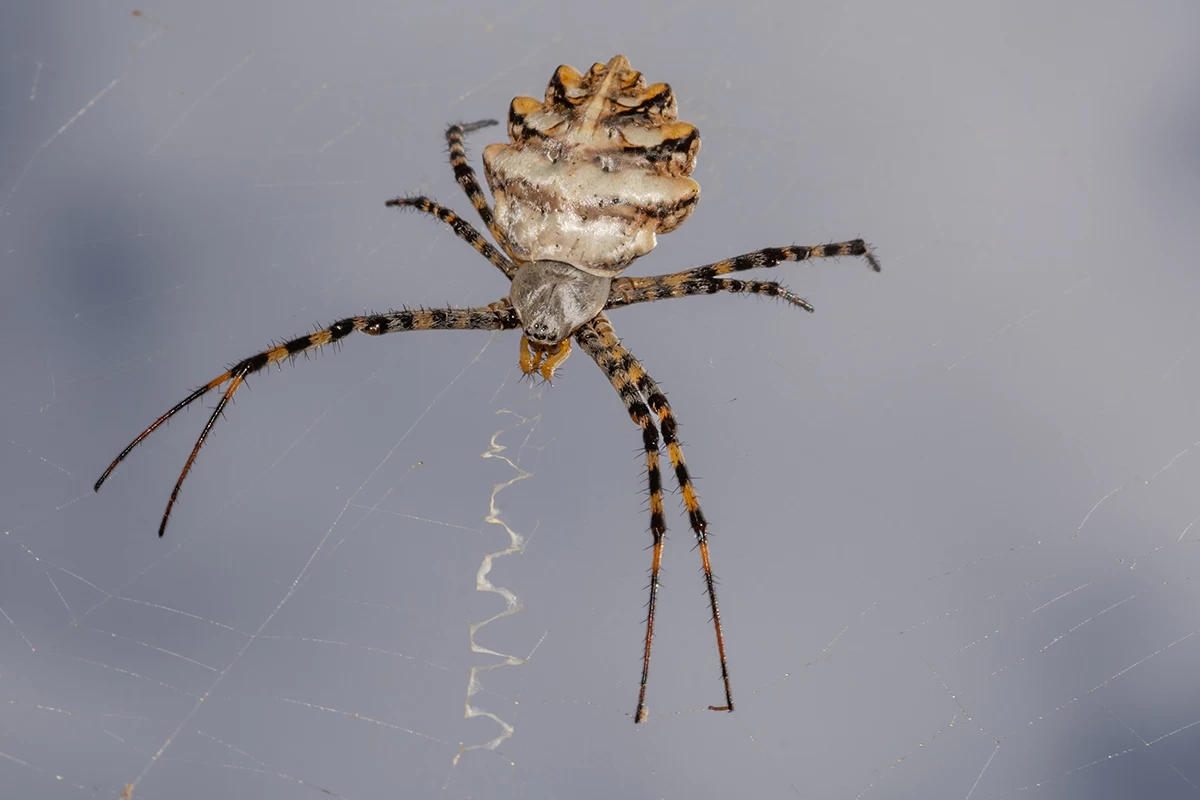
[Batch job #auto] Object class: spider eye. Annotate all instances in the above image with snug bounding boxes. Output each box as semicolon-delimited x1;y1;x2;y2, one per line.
525;322;559;344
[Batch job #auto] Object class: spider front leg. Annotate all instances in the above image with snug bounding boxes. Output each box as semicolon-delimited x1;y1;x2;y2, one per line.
95;302;520;537
605;240;880;312
576;313;734;723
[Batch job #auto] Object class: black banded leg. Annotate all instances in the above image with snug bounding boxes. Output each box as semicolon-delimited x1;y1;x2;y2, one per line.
694;241;880;276
587;315;734;717
385;195;516;279
574;316;667;724
608;277;816;312
94;302;520;537
606;240;880;312
577;312;734;721
445;120;516;260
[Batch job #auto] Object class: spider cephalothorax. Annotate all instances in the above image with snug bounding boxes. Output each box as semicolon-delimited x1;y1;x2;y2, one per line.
96;56;880;724
509;259;610;378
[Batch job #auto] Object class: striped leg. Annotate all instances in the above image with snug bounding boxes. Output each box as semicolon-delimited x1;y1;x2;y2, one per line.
606;240;880;311
576;313;734;722
385;195;516;279
445;120;517;260
574;317;667;723
94;302;520;537
608;277;816;312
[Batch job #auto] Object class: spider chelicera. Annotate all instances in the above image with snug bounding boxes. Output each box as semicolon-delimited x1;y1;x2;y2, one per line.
95;56;880;723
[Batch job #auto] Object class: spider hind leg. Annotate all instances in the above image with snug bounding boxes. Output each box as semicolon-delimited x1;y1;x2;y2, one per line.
444;120;517;259
384;195;515;279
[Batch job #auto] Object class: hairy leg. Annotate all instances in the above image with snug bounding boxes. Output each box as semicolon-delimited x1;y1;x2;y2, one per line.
576;312;734;722
607;240;879;311
95;302;520;536
609;276;815;311
385;195;515;279
445;119;518;260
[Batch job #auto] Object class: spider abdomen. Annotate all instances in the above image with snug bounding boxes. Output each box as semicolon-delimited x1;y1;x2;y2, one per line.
482;55;701;277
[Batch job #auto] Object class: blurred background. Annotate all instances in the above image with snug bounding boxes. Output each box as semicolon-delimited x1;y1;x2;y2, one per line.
2;2;1199;798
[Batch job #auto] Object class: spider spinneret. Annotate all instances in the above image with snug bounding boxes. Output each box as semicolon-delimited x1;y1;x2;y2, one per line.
95;55;880;724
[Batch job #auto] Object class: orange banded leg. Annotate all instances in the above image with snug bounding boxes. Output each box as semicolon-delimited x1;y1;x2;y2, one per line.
609;277;816;312
606;240;880;312
384;195;515;279
574;316;667;723
587;315;734;717
94;302;520;537
444;120;516;261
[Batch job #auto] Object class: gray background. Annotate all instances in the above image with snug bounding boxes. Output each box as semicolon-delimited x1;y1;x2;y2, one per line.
3;1;1199;798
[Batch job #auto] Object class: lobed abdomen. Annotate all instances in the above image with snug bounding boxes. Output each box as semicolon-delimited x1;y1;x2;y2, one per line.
482;55;701;278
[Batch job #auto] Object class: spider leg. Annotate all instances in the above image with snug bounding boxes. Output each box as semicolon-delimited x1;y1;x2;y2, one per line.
576;312;733;723
405;119;518;262
441;119;520;262
95;302;520;537
385;195;516;280
574;316;667;723
609;277;816;312
605;240;880;312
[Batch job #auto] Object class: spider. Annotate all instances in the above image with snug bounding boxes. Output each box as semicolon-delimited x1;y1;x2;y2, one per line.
95;56;880;723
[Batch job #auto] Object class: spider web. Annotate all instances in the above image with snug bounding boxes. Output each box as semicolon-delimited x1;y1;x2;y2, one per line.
3;2;1200;798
